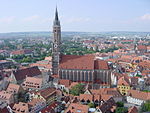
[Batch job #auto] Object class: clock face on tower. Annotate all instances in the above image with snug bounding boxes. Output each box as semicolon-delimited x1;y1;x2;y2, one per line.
54;44;58;48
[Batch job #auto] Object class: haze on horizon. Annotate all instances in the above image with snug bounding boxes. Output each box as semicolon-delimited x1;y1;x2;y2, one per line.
0;0;150;33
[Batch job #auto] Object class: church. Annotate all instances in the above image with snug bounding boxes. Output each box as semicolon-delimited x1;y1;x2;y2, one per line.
52;8;112;85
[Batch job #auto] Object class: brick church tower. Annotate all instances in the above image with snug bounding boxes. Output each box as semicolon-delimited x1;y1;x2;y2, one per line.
52;7;61;75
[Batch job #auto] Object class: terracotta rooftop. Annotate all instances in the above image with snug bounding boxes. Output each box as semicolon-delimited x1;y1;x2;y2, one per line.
59;55;109;70
58;79;72;87
127;90;150;101
137;45;147;50
28;98;45;106
65;103;89;113
11;49;32;55
37;87;56;100
41;102;60;113
60;55;95;70
90;88;122;98
118;76;130;86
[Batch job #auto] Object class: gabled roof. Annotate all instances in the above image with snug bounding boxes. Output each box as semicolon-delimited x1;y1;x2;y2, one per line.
65;103;89;113
118;76;130;86
94;60;109;70
11;49;32;55
99;97;116;113
58;79;72;87
12;66;41;81
127;90;150;101
37;87;56;100
59;55;109;70
60;55;95;70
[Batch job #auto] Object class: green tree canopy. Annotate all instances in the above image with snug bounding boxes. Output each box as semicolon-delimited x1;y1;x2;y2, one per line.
141;100;150;112
115;107;128;113
70;83;84;96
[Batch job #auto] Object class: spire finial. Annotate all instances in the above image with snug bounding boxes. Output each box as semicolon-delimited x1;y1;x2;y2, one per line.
55;6;59;21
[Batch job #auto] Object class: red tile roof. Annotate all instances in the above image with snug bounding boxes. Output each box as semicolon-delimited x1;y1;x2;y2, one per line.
11;49;32;55
60;55;94;70
12;66;41;81
65;103;89;113
37;87;56;100
41;102;60;113
58;79;72;87
137;45;147;50
128;90;150;101
118;76;130;86
59;55;109;70
94;60;109;70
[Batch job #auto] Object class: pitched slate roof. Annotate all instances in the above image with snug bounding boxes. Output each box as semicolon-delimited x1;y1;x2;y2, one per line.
12;66;41;81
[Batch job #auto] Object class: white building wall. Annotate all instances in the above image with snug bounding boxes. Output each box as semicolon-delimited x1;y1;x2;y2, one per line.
127;96;145;106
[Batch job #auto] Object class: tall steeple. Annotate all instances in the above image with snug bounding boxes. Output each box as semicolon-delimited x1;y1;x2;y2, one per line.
55;7;59;21
52;7;61;75
53;7;60;26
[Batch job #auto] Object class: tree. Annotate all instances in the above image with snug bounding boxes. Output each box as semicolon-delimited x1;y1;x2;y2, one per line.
141;100;150;112
116;101;124;107
70;83;84;96
115;101;127;113
115;107;128;113
88;102;95;108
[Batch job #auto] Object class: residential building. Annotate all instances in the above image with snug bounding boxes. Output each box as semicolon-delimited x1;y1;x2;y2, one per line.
12;102;30;113
10;49;33;57
95;97;116;113
22;77;43;91
28;98;46;113
65;103;89;113
117;76;131;95
10;66;41;84
0;91;14;109
30;87;57;105
127;90;150;106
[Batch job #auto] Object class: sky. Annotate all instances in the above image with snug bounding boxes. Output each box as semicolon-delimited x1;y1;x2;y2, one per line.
0;0;150;33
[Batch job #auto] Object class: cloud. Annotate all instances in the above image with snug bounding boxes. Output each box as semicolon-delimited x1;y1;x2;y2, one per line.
23;15;40;22
141;14;150;20
0;16;15;24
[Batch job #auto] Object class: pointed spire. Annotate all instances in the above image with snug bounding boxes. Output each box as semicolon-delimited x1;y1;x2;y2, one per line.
55;6;59;21
53;6;60;26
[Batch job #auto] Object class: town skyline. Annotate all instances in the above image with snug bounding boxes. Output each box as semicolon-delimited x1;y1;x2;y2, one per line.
0;0;150;33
